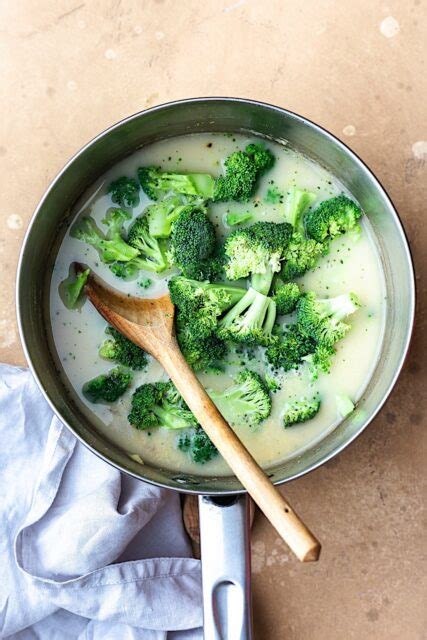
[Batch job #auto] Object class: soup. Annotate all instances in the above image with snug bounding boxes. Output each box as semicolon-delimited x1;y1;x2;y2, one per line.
49;132;386;476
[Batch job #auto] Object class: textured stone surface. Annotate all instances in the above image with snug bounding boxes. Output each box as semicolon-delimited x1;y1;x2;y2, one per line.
1;1;425;637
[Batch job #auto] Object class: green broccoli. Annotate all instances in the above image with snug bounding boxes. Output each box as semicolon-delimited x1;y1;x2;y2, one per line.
79;208;168;277
175;314;228;371
99;326;148;370
273;187;326;280
127;215;169;272
146;196;188;238
282;397;321;427
273;282;301;315
102;208;132;241
336;394;355;417
224;221;293;295
71;215;139;263
283;187;316;233
138;166;215;201
296;291;360;347
217;287;277;346
208;370;271;426
302;343;336;379
265;324;316;371
169;276;246;338
245;143;275;174
178;426;218;463
168;206;217;279
281;233;326;281
108;176;140;208
213;151;257;202
265;375;280;393
169;276;239;371
305;195;363;243
225;210;253;227
213;143;275;202
83;366;133;403
128;381;198;430
59;267;90;310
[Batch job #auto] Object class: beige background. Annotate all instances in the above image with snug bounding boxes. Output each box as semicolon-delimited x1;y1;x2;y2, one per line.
1;1;426;638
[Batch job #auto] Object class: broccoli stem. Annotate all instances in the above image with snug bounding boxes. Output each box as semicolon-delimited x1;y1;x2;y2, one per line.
251;265;275;295
147;198;184;238
264;298;277;334
59;267;90;310
283;188;316;232
336;394;355;417
225;210;253;227
152;404;193;429
220;287;275;334
220;287;259;326
320;294;360;322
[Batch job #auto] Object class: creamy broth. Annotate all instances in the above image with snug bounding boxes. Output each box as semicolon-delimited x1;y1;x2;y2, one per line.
49;133;386;476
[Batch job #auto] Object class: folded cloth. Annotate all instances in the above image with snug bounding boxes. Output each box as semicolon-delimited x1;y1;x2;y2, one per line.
0;365;203;639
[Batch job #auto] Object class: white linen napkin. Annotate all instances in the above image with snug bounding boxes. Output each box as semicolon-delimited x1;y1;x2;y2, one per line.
0;364;203;639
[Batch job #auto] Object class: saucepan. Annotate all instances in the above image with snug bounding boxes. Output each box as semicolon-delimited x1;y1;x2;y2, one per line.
16;98;415;639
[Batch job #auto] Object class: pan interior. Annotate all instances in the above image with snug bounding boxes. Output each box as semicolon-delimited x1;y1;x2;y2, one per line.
17;99;415;494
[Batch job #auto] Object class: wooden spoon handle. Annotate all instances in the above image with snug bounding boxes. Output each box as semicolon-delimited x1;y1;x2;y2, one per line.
157;339;321;562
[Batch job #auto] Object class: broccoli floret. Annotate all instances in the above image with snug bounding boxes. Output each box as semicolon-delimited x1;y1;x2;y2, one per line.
138;166;215;201
305;195;363;242
336;394;355;417
296;291;360;347
146;196;188;238
83;366;132;403
208;370;271;426
108;176;140;208
175;314;228;371
213;143;275;203
225;210;253;227
99;326;148;370
283;187;316;233
224;221;293;295
266;291;358;374
101;207;130;236
169;276;246;337
169;276;239;370
273;282;301;315
127;215;169;272
168;206;217;279
245;143;275;174
277;188;326;280
178;426;218;463
282;397;321;427
217;287;276;347
129;381;198;430
59;266;90;309
265;324;316;371
302;343;336;379
281;233;326;281
213;151;257;202
265;375;280;393
71;215;139;263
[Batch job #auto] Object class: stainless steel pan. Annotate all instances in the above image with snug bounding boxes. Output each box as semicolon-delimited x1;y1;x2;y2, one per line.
16;98;415;639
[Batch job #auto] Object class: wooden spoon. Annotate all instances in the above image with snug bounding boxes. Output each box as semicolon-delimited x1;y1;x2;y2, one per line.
81;268;321;562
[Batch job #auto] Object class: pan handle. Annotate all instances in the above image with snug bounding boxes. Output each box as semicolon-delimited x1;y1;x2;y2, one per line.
198;494;253;640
